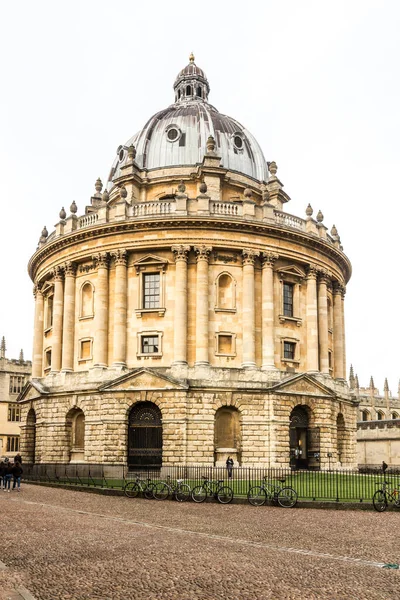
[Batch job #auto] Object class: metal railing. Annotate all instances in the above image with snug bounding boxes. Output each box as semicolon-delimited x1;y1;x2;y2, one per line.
21;464;400;503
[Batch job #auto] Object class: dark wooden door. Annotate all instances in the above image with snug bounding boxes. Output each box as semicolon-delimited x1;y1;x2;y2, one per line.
128;403;162;470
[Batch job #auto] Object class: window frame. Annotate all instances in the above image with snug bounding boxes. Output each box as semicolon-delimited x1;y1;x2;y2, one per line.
8;404;21;422
78;338;93;363
134;257;168;317
44;347;52;373
6;436;19;453
215;331;237;357
9;376;25;395
137;331;163;358
277;266;304;326
280;336;300;365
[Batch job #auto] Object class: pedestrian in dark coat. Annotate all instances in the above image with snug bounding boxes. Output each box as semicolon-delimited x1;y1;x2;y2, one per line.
0;462;6;490
4;463;13;492
226;456;234;479
14;453;22;464
12;461;23;492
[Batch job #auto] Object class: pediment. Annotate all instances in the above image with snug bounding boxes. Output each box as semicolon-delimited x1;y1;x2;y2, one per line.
133;254;169;273
18;380;49;402
99;368;188;392
271;373;335;398
277;265;306;279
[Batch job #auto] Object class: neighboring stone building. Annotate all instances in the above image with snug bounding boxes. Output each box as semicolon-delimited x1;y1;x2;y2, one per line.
0;337;31;459
19;55;358;469
351;367;400;467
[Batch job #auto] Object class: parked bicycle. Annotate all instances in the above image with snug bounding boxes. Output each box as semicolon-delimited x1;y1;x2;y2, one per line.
247;476;298;508
153;475;191;502
191;476;233;504
124;475;156;499
373;480;400;512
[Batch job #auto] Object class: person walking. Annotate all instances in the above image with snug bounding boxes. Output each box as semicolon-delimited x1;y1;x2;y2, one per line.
12;461;23;492
382;460;388;474
4;462;13;492
226;456;234;479
0;462;6;491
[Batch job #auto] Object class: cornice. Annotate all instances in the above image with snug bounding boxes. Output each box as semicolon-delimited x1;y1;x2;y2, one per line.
28;216;352;283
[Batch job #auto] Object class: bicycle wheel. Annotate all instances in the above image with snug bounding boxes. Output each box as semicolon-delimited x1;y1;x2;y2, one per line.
124;482;140;498
144;483;156;500
154;482;170;500
373;490;387;512
191;485;207;503
277;487;298;508
247;486;267;507
175;483;191;502
217;486;233;504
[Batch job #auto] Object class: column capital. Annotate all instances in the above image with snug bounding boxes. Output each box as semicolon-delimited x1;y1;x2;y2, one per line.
333;281;346;296
262;251;279;268
306;264;318;280
64;261;77;277
92;252;109;270
194;245;212;262
52;265;64;282
317;268;331;285
33;283;43;298
242;248;260;266
110;249;127;267
172;244;191;262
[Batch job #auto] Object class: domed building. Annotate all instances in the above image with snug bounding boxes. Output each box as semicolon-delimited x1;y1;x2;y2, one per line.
20;55;357;470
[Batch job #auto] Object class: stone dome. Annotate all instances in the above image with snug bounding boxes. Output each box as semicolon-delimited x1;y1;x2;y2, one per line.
108;55;269;184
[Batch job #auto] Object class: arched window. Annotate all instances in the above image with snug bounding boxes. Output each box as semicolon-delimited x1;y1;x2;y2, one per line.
377;411;384;421
196;86;202;97
337;413;345;464
66;407;85;462
392;412;399;419
362;410;370;421
80;282;94;318
178;89;181;99
25;408;36;464
186;85;192;96
128;402;162;469
215;273;236;310
215;407;240;449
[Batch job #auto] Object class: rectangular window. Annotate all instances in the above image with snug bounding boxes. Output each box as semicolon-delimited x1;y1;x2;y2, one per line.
141;335;159;354
143;273;160;309
218;335;232;354
9;376;25;394
8;404;20;422
7;436;19;453
283;283;294;317
80;340;92;360
45;349;52;369
46;295;54;329
283;341;296;360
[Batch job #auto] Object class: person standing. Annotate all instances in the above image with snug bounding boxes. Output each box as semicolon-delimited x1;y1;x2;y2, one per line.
226;456;234;479
12;461;23;492
14;453;22;465
4;462;13;492
0;462;6;490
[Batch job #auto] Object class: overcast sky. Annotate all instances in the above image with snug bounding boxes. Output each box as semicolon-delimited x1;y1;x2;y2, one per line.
0;0;399;394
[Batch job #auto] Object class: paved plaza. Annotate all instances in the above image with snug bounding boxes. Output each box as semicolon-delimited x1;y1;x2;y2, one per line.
0;485;398;599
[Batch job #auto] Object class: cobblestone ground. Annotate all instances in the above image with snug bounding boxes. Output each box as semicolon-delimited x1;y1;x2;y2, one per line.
0;485;398;600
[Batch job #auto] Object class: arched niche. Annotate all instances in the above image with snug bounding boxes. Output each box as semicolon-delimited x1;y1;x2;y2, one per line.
215;272;236;311
66;407;85;463
25;408;36;464
80;281;94;318
336;413;345;465
214;406;241;466
128;402;162;470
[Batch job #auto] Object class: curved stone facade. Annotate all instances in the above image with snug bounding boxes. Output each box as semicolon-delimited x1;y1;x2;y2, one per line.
19;57;358;469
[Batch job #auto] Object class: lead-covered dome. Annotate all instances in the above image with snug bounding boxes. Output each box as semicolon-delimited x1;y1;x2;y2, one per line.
109;55;269;184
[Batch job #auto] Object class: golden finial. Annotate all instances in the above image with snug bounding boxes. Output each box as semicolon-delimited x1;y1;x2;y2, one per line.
189;52;195;63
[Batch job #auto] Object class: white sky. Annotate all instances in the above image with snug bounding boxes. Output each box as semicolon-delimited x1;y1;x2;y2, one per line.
0;0;399;394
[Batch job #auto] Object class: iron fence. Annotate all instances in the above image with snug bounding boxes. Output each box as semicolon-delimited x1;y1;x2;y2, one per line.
20;463;400;503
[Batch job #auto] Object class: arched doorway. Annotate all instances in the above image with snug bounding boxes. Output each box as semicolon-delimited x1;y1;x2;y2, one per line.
25;408;36;464
289;405;311;469
128;402;162;470
214;407;241;466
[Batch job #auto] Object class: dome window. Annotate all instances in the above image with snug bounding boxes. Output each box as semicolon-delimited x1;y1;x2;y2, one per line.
186;85;192;96
233;134;244;150
119;148;125;161
166;126;181;143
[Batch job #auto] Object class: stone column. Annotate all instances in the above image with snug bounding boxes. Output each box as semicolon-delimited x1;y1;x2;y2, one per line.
93;252;109;367
317;271;330;374
341;286;346;380
261;252;278;370
194;245;212;366
306;265;319;372
333;282;344;379
171;245;190;365
32;284;44;377
61;261;76;372
51;266;64;373
242;249;260;369
111;249;128;367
